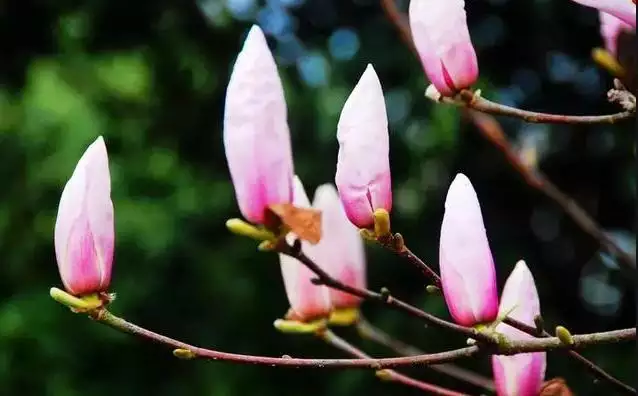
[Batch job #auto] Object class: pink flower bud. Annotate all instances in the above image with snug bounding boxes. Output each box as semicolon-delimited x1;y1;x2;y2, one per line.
54;136;115;296
311;184;366;309
599;11;634;56
439;173;498;326
335;64;392;229
279;176;332;322
223;25;294;225
492;260;546;396
408;0;479;96
571;0;636;28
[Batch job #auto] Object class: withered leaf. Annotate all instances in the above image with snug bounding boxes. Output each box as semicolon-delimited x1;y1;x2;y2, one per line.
265;203;322;244
540;378;574;396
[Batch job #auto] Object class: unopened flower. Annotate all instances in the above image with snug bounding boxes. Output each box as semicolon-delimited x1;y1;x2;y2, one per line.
223;25;294;225
312;184;366;322
54;136;115;296
599;11;634;56
439;173;498;326
492;261;546;396
279;176;332;323
335;64;392;229
571;0;636;28
408;0;479;96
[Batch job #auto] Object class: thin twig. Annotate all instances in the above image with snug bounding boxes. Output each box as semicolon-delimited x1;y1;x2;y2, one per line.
380;0;635;125
318;329;471;395
69;306;635;368
502;317;637;395
378;2;637;392
356;317;496;393
455;90;635;125
278;239;494;344
379;0;637;275
465;110;636;276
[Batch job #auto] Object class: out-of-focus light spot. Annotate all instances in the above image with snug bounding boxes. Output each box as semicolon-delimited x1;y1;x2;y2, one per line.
275;34;305;65
530;206;561;242
586;131;615;156
578;229;632;317
385;89;412;127
599;230;636;270
225;0;257;20
580;273;623;316
511;69;541;96
403;119;430;152
197;0;225;24
516;124;551;167
328;28;360;61
472;14;505;49
278;0;305;8
419;159;448;192
546;51;579;83
257;4;295;37
395;180;423;217
495;85;525;107
296;52;329;88
574;66;601;96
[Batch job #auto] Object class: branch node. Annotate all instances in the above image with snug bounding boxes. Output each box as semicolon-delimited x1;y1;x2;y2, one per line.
556;326;575;346
380;287;391;302
173;348;197;360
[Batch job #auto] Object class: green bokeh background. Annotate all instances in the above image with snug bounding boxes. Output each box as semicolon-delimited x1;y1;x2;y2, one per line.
0;1;635;395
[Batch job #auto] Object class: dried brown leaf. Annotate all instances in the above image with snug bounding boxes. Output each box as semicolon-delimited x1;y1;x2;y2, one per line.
265;203;322;244
540;378;574;396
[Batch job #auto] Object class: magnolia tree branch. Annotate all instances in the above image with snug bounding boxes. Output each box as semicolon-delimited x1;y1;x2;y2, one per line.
379;0;637;276
50;288;635;370
374;234;636;395
356;317;497;393
380;0;636;124
278;239;492;343
441;90;635;125
464;110;637;276
318;329;471;396
501;317;637;395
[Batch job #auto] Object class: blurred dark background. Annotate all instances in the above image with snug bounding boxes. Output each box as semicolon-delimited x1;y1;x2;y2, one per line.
0;0;635;395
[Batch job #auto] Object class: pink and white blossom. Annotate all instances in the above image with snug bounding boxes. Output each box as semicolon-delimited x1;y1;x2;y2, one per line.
408;0;479;96
439;173;498;326
492;261;546;396
223;25;294;225
54;136;115;296
335;64;392;229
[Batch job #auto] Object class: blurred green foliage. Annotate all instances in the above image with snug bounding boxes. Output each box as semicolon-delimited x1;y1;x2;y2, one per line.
0;0;635;395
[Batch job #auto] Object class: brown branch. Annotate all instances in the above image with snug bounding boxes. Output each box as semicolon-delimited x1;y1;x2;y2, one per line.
318;329;471;395
465;109;637;276
277;239;494;344
62;305;635;369
379;0;637;274
380;0;636;125
503;317;637;395
356;317;496;393
455;90;635;125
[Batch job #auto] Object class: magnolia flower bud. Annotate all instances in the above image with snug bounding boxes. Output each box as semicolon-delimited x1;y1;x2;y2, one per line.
223;25;294;225
492;261;546;396
599;11;634;56
312;184;366;310
408;0;479;96
439;173;498;326
54;136;115;296
279;176;332;322
335;64;392;229
571;0;636;28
